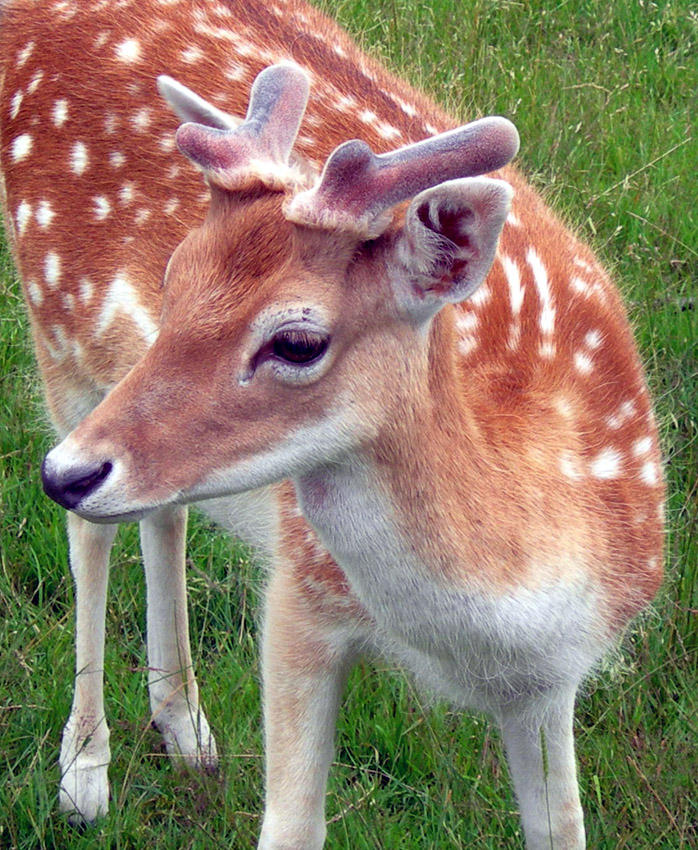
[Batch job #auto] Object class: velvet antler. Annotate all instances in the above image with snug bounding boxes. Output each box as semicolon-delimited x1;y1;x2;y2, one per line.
285;117;519;237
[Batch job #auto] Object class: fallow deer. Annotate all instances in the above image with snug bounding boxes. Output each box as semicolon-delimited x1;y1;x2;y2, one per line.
0;0;664;847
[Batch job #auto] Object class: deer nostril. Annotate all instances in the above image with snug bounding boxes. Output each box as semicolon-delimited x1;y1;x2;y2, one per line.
41;457;113;511
64;461;113;500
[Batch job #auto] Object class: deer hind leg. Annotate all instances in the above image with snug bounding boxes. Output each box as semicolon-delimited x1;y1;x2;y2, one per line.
258;566;359;850
139;504;217;772
59;512;117;822
499;686;586;850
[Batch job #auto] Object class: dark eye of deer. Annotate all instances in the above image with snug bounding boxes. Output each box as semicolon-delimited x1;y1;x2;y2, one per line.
272;330;329;365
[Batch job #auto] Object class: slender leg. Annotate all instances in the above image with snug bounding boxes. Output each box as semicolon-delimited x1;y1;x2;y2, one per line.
59;512;118;822
140;504;217;771
258;567;358;850
499;687;586;850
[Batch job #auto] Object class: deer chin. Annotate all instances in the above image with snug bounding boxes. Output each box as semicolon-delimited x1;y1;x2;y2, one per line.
74;504;158;525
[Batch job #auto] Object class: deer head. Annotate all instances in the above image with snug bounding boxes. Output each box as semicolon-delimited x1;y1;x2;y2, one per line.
41;64;517;522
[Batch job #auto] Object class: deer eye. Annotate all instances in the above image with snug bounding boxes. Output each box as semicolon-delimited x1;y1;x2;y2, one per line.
271;329;329;365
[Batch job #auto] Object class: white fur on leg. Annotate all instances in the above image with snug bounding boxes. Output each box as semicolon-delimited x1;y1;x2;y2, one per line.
59;710;110;822
499;688;586;850
140;505;218;772
258;568;357;850
59;513;117;821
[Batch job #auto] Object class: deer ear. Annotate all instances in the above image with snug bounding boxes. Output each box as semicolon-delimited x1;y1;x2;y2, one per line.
392;177;512;320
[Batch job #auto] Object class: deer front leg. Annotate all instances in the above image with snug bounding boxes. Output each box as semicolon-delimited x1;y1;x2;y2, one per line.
139;505;217;771
258;567;358;850
499;686;585;850
59;513;117;822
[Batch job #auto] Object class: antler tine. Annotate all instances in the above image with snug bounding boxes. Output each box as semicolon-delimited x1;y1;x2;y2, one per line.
239;63;311;163
158;75;242;131
285;116;520;237
173;62;311;191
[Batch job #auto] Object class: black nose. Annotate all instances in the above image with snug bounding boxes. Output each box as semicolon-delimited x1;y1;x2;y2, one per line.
41;457;113;510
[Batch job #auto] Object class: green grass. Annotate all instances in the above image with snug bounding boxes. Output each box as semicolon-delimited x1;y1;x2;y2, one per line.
1;0;696;847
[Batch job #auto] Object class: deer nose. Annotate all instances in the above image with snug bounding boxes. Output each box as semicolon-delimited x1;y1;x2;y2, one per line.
41;455;113;510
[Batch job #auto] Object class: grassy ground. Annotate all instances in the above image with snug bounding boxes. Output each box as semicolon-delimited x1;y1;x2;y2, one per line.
1;0;696;847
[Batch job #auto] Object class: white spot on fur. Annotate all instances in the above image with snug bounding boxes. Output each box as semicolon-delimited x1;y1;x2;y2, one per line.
51;324;69;359
470;283;491;308
36;200;55;228
506;211;521;227
10;90;23;119
131;107;152;132
376;121;402;140
640;461;659;486
27;69;44;94
507;324;521;350
455;311;478;334
159;134;176;152
336;94;358;113
79;278;94;303
606;399;637;430
182;46;203;63
395;97;417;117
27;279;43;306
590;448;622;480
554;397;575;420
225;60;246;81
528;248;555;337
574;351;593;374
573;256;593;273
104;113;119;134
135;208;151;224
164;198;180;215
12;134;33;162
458;336;478;356
93;196;111;220
61;292;75;311
632;436;653;457
17;42;35;67
539;341;556;358
584;329;602;349
44;251;61;288
425;122;438;134
119;182;135;205
110;151;126;168
233;40;257;58
16;201;32;236
570;276;591;296
501;254;525;315
94;30;110;49
540;304;555;335
52;99;69;127
526;248;555;326
52;1;77;21
116;38;141;63
70;141;89;175
97;274;158;344
559;451;583;480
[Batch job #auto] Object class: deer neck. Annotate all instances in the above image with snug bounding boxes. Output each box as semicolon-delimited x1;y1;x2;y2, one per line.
292;309;501;601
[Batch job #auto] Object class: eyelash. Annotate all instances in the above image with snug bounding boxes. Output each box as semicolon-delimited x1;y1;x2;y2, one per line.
270;329;329;365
